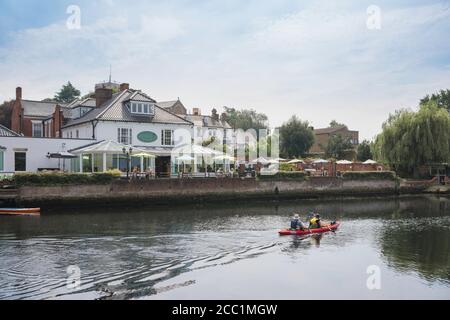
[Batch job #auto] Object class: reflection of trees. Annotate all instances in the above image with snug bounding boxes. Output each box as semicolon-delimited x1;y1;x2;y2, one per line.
380;224;450;282
379;196;450;282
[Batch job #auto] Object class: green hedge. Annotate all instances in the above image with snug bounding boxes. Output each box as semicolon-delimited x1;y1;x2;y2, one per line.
14;172;121;186
258;171;307;180
342;171;397;180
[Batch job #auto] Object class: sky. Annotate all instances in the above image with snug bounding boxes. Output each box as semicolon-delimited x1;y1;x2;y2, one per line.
0;0;449;140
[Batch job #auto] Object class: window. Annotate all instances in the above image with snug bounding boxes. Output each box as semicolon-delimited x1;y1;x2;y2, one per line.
129;101;154;115
0;150;4;171
70;132;73;139
118;128;132;145
14;152;26;172
161;129;174;146
76;130;79;139
32;122;43;137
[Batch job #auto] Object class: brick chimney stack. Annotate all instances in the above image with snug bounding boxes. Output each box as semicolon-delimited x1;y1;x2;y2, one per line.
193;108;201;116
16;87;22;101
119;83;130;91
95;88;113;107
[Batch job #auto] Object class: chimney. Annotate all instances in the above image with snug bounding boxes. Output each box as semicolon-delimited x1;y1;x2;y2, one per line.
120;83;129;91
95;88;113;107
193;108;201;116
211;108;219;121
16;87;22;101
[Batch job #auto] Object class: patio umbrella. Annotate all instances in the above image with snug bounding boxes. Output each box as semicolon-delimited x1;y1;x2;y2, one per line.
288;159;305;164
336;160;353;164
47;151;77;171
251;157;270;165
313;159;329;164
363;159;377;165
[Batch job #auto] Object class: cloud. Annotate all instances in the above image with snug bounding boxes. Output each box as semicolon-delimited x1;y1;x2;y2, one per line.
0;0;449;139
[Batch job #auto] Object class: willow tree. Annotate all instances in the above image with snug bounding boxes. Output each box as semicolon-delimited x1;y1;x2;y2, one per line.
374;101;450;176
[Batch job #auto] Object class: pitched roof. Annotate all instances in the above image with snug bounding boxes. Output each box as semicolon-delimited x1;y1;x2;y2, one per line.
184;114;232;129
156;100;179;109
314;126;348;135
21;100;62;118
0;124;20;137
63;90;192;128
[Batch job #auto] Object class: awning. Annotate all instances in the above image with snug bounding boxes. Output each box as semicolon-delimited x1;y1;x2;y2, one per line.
47;151;77;159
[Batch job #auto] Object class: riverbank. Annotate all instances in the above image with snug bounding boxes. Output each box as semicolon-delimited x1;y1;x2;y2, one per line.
2;176;448;209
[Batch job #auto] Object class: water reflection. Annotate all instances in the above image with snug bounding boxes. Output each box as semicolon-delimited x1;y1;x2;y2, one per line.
0;195;449;299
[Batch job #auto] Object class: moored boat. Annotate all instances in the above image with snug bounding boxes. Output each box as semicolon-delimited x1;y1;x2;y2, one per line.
279;222;340;236
0;208;41;216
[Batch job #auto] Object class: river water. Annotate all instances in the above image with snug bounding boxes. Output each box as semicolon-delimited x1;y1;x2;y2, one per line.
0;195;449;300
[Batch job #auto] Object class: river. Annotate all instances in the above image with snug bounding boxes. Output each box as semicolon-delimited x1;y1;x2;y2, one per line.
0;195;449;300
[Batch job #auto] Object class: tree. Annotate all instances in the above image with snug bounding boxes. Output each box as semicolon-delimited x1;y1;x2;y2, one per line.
279;116;315;158
54;82;81;103
223;107;268;131
0;100;13;128
373;101;450;176
324;133;353;159
329;120;347;128
357;140;373;162
420;89;450;113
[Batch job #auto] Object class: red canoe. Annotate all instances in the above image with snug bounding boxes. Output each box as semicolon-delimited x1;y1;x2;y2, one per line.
0;208;41;216
279;222;340;236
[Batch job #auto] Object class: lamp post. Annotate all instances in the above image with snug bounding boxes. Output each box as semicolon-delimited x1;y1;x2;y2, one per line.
122;147;133;178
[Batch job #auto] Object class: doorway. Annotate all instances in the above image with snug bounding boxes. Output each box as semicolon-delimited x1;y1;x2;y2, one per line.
155;156;171;178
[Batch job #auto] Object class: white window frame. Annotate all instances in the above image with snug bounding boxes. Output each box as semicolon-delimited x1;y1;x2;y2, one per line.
118;128;133;145
161;129;174;146
31;121;43;138
129;101;154;115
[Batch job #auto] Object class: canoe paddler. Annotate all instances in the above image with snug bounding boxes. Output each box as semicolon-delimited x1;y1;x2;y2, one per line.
290;214;307;231
309;213;322;229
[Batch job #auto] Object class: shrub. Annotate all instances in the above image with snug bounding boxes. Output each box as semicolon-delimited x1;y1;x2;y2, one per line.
14;172;120;186
258;171;307;180
342;171;396;180
279;163;296;171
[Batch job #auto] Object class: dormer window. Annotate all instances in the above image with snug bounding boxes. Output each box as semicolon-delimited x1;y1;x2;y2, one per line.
130;101;154;116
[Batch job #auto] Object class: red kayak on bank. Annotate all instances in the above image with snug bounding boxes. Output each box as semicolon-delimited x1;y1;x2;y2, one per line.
0;208;41;216
279;222;341;236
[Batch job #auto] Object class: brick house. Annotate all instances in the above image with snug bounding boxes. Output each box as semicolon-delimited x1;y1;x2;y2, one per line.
309;125;359;156
11;87;65;138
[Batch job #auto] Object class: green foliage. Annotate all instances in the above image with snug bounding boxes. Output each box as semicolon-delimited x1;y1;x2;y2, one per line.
420;89;450;113
0;100;13;128
329;120;347;128
223;107;268;131
279;116;315;158
374;101;450;176
258;171;307;180
356;140;373;162
14;172;120;186
324;133;353;159
342;171;396;180
280;163;296;171
54;82;81;103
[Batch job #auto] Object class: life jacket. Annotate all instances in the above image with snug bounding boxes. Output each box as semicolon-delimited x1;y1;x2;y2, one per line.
291;218;300;230
309;217;320;229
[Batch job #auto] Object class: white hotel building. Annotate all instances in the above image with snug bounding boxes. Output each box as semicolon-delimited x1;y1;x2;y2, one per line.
0;82;233;176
